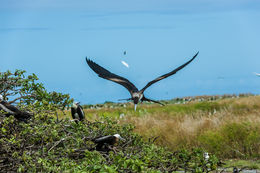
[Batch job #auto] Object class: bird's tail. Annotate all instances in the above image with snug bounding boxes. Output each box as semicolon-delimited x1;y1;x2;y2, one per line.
141;97;165;106
118;98;132;101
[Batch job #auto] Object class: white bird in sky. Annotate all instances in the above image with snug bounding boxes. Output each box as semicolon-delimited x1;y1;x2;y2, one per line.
121;60;129;68
254;72;260;77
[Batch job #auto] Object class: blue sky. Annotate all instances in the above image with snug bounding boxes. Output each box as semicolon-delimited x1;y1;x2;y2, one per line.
0;0;259;104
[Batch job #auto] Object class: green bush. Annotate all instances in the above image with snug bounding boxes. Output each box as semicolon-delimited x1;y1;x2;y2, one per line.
198;122;260;159
0;69;72;115
0;115;220;172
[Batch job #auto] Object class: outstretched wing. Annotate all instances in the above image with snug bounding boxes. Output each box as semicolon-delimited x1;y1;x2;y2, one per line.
141;52;199;92
71;107;77;119
86;58;138;94
77;105;85;121
93;135;113;144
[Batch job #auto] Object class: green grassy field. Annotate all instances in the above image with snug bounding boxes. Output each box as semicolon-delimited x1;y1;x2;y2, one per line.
60;94;260;168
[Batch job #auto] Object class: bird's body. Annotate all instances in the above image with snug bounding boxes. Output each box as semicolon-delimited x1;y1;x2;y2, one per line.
86;52;198;110
0;95;31;122
233;167;239;173
93;134;125;151
203;152;209;161
121;60;129;68
254;72;260;77
71;102;85;121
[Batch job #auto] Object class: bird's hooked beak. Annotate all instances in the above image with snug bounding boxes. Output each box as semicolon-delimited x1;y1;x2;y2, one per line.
119;136;126;142
134;104;137;111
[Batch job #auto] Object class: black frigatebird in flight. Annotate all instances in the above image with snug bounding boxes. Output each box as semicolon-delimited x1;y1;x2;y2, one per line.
86;52;199;110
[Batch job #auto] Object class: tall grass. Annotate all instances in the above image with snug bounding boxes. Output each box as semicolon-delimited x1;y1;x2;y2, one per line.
118;96;260;159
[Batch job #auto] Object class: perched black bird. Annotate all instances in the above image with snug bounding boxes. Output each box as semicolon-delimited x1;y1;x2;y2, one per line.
93;134;125;151
71;102;85;121
233;167;239;173
0;94;31;122
86;52;199;110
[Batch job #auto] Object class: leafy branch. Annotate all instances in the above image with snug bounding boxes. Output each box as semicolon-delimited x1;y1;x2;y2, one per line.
0;69;73;115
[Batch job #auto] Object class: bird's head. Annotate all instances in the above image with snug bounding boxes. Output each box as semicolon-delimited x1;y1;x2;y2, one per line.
113;134;125;142
132;92;143;104
72;102;78;109
133;97;139;104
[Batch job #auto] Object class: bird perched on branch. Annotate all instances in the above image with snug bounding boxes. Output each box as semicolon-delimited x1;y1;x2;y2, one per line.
71;102;85;122
0;94;32;122
93;134;125;151
86;52;198;111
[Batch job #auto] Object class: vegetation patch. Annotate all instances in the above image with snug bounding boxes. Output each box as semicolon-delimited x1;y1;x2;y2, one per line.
0;116;220;172
198;122;260;159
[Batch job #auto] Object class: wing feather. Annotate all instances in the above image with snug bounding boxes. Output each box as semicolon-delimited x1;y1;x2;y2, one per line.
86;58;138;94
77;105;85;120
141;52;199;92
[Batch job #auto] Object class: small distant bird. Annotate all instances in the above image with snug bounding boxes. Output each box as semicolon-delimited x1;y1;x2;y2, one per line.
86;52;199;111
71;102;85;121
119;113;125;119
233;167;239;173
123;51;126;55
121;60;129;68
0;94;31;122
93;134;125;151
254;72;260;77
203;152;209;161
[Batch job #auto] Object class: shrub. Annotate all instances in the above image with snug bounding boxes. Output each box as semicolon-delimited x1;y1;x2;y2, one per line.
198;122;260;159
0;115;220;172
0;69;72;115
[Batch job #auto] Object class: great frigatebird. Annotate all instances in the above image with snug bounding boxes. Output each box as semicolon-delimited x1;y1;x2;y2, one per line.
93;134;125;151
71;102;85;122
86;52;199;110
0;94;32;122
